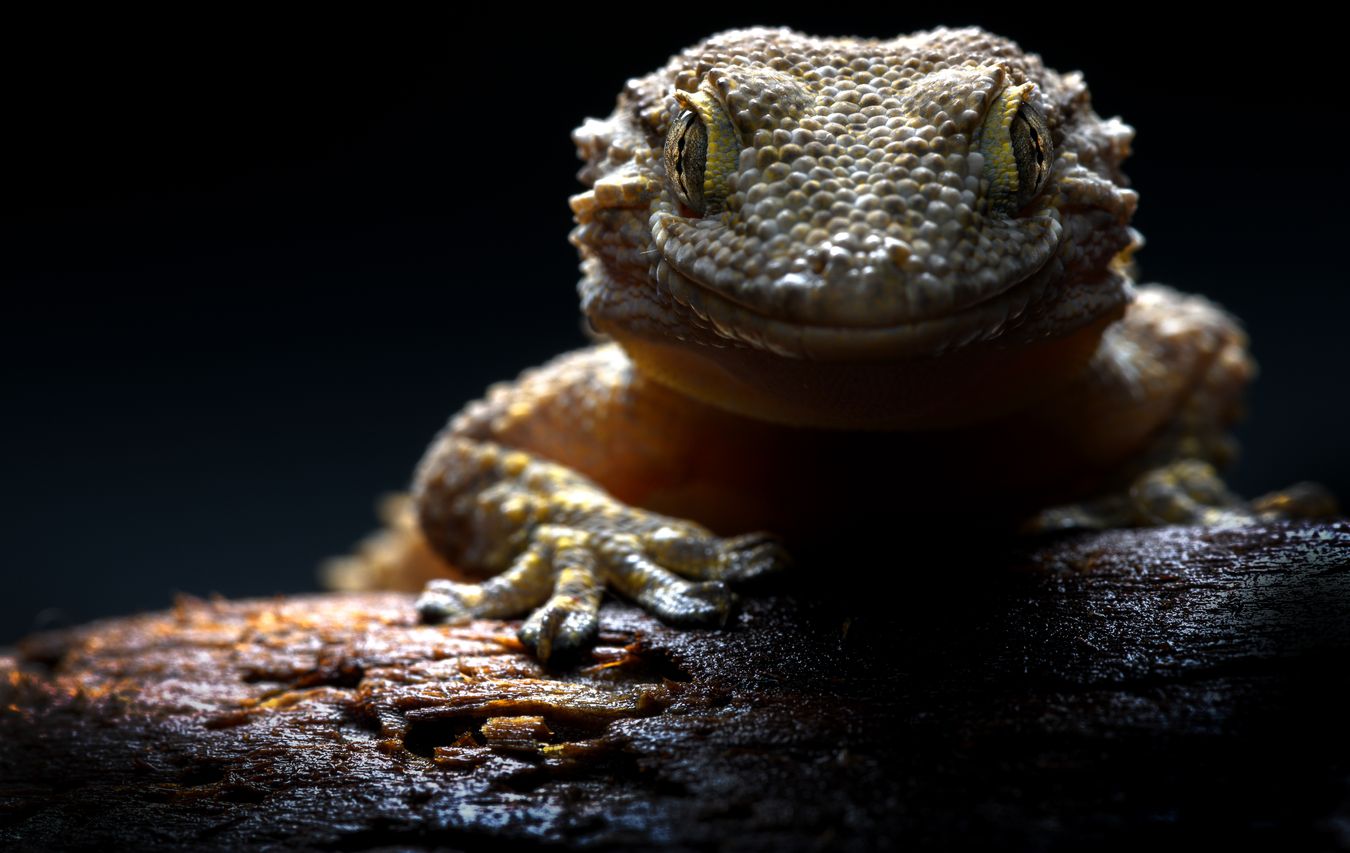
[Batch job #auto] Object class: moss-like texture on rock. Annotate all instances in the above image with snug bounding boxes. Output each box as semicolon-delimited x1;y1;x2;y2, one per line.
4;522;1350;850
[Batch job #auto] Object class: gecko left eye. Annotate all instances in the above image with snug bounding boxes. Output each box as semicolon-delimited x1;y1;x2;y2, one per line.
662;87;740;218
980;85;1055;217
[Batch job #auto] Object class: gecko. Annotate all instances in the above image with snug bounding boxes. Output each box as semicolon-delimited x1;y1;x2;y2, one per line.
329;27;1333;662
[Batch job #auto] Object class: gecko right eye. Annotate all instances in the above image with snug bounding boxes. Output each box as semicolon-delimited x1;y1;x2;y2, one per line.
662;87;740;218
664;110;708;216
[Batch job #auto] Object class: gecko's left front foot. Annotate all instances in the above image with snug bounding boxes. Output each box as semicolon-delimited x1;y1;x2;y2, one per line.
414;438;788;662
1029;459;1339;531
1250;481;1340;521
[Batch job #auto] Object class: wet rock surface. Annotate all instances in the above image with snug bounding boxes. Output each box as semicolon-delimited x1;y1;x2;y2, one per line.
3;521;1349;851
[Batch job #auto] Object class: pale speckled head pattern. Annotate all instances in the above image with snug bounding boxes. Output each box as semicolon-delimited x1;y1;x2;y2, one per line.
569;27;1139;363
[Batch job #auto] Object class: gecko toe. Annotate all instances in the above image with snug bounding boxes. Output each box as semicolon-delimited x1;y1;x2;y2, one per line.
519;602;600;663
720;534;792;582
600;536;736;627
517;547;603;663
416;579;475;624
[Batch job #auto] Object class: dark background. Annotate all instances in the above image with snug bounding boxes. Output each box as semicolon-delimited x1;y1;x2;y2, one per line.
5;12;1347;644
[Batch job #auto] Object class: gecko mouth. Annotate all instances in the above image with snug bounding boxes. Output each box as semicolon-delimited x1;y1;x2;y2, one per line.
571;181;1133;362
650;212;1071;360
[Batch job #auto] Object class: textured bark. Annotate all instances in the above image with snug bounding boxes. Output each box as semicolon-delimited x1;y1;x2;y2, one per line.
3;522;1350;851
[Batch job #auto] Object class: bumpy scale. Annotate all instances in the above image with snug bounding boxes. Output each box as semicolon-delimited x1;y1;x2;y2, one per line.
328;28;1334;662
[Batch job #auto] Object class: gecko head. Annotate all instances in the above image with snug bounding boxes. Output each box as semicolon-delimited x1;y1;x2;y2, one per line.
569;27;1139;426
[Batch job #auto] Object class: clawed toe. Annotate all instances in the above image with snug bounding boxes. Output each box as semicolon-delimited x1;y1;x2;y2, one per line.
602;540;736;626
643;526;790;583
415;579;474;624
519;602;599;663
518;548;603;662
721;534;792;582
656;580;734;627
415;541;553;623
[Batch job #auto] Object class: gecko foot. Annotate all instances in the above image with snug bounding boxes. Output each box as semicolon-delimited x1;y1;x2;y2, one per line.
1028;459;1339;532
1250;482;1340;521
416;516;789;663
1127;459;1246;525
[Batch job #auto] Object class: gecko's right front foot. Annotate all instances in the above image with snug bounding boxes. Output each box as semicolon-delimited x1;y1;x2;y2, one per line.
414;438;788;662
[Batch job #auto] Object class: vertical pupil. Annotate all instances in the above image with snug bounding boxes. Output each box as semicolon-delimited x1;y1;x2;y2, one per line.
679;115;696;189
666;110;709;215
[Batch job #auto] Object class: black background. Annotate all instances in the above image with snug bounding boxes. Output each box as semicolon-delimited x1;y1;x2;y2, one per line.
5;11;1347;643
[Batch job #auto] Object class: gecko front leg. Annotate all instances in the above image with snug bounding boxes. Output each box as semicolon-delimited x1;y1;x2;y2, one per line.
410;346;788;662
1027;286;1338;531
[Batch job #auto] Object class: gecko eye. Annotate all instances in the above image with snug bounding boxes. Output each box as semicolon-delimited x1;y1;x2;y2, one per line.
1010;103;1052;210
979;85;1055;217
664;110;708;216
662;88;740;218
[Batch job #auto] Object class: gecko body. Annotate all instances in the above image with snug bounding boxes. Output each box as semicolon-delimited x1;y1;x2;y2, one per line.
333;28;1331;661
